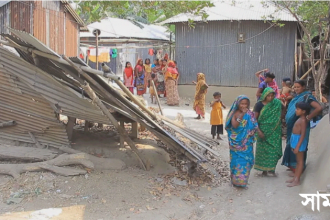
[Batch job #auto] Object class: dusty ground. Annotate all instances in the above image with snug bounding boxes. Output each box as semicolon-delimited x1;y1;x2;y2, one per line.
0;88;329;220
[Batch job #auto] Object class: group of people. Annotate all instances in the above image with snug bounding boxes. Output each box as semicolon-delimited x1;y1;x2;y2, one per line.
123;56;180;106
192;70;325;188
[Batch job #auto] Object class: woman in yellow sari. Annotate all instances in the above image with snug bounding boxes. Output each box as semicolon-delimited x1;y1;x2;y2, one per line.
164;60;180;106
193;73;208;119
144;58;152;93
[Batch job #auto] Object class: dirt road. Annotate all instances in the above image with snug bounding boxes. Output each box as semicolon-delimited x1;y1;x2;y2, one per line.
0;93;329;220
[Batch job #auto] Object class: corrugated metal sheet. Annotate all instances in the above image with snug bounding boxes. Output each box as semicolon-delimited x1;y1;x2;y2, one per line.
80;17;170;41
0;53;69;147
175;20;296;87
0;46;114;124
10;1;32;33
0;31;207;162
163;1;296;24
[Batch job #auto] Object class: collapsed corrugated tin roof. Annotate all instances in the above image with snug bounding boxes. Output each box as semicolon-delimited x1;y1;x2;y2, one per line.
0;29;209;165
162;0;296;24
80;17;170;41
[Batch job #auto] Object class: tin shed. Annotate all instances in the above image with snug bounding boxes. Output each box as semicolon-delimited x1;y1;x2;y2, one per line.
163;1;300;87
0;0;86;56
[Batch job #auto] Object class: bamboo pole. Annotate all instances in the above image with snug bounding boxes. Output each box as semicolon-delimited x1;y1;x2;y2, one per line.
113;79;157;120
164;122;220;156
151;80;163;116
300;60;320;80
63;56;148;171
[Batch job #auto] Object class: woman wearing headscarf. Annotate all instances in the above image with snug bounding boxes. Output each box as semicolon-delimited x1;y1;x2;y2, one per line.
152;59;165;97
253;87;282;176
164;60;180;106
134;59;145;96
144;58;152;92
123;61;134;94
282;80;322;174
225;95;260;187
193;73;208;119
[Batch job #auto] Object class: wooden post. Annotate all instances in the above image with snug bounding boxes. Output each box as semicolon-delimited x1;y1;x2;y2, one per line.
63;56;148;171
120;120;125;147
0;121;16;128
131;122;138;139
66;117;76;141
84;121;90;132
29;132;43;148
300;60;320;80
113;78;157;120
151;80;163;115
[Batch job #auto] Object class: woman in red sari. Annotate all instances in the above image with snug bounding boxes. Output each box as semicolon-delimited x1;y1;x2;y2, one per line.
123;61;134;94
134;59;145;96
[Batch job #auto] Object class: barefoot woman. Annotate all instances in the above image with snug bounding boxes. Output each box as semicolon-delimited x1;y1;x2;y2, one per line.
253;87;282;176
193;73;208;119
225;95;261;187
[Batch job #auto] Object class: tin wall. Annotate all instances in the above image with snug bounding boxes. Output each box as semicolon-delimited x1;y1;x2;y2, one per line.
10;1;32;33
33;1;78;56
175;21;297;87
0;3;10;35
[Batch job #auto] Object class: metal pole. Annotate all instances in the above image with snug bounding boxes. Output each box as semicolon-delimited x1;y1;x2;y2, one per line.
169;32;172;59
96;31;98;70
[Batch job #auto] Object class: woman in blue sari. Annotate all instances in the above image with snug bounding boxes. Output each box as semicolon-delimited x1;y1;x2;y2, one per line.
281;80;322;174
226;95;262;187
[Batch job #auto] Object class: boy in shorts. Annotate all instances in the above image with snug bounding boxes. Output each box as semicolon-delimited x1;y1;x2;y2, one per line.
286;102;311;187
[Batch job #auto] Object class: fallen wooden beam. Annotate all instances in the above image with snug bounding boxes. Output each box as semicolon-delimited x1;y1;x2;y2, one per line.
300;60;320;80
151;80;163;115
0;145;58;161
54;145;126;170
28;132;43;148
0;153;93;178
0;120;16;128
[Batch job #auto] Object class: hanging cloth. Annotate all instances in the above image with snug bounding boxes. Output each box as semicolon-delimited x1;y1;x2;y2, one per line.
148;48;154;56
88;47;111;63
112;49;118;58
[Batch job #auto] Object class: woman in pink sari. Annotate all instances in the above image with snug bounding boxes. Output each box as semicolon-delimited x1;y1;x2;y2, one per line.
134;59;145;96
123;62;134;93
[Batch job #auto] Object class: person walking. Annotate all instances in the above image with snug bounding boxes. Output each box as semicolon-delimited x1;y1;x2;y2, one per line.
193;73;208;119
281;80;322;174
253;87;282;176
225;95;261;188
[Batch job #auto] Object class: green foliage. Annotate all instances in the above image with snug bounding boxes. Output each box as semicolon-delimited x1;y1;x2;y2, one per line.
75;1;214;25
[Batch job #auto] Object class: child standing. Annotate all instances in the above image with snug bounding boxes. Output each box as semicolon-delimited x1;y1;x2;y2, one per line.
210;92;226;140
149;73;157;104
286;102;311;187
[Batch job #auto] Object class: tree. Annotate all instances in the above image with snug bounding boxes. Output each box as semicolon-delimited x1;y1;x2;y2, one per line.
271;1;330;102
75;1;214;25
